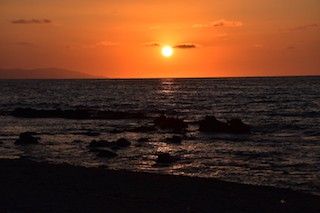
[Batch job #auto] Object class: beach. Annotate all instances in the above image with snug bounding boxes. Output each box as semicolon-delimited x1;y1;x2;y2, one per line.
0;159;319;213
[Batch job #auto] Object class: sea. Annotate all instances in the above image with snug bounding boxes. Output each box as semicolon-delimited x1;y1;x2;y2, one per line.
0;76;319;195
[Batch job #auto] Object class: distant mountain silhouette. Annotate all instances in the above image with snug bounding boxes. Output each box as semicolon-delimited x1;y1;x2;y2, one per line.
0;68;104;79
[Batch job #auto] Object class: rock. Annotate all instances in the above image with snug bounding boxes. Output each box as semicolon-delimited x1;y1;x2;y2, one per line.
156;153;179;164
114;138;131;147
15;132;39;145
199;116;251;134
154;115;187;131
199;116;228;133
166;136;182;144
138;138;149;142
110;129;124;134
12;108;147;120
88;140;110;148
82;131;101;137
227;119;251;134
96;149;118;158
129;126;157;132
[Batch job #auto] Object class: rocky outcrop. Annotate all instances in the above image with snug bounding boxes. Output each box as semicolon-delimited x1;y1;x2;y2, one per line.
154;115;187;131
12;108;146;120
96;149;118;158
88;140;110;148
15;132;39;145
155;153;179;165
199;116;250;134
165;136;182;144
114;138;131;147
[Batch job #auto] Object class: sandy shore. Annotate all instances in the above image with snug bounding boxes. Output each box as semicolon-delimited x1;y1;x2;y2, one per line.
0;159;319;213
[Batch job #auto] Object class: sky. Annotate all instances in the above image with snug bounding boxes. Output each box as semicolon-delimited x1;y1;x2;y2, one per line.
1;0;319;78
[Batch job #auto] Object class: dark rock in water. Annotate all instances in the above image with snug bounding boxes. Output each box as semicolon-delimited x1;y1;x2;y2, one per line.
199;116;251;134
12;108;147;120
199;116;228;133
114;138;131;147
138;138;149;142
227;119;251;134
166;136;182;144
88;140;110;148
15;132;39;145
154;115;187;131
129;126;157;132
110;129;124;134
96;149;118;158
82;131;101;137
156;153;179;164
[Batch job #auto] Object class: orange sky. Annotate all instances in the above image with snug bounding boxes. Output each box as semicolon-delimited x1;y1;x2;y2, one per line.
1;0;319;78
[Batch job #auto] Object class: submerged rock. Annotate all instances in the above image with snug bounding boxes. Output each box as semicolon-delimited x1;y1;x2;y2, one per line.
96;149;118;158
82;131;101;137
154;115;187;131
15;132;39;145
88;140;110;148
109;129;124;134
199;116;228;133
114;138;131;147
165;136;182;144
156;153;179;165
12;108;147;120
138;138;149;142
129;126;157;132
199;116;251;134
227;119;251;134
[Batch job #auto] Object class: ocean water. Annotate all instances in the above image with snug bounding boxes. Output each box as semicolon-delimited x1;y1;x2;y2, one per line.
0;77;319;195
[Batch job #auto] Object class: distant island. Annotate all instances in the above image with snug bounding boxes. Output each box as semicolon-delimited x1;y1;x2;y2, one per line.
0;68;104;79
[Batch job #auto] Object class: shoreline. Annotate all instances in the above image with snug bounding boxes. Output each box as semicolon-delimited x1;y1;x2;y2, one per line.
0;159;319;212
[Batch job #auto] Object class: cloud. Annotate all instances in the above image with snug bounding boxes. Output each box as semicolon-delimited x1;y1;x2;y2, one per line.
14;42;35;46
173;43;199;49
212;19;243;27
95;41;119;47
11;19;52;24
193;19;243;28
149;25;161;30
253;44;264;48
143;42;161;47
286;24;318;32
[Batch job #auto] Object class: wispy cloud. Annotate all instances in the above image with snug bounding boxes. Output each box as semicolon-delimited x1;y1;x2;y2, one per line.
14;42;35;47
173;43;200;49
95;41;119;47
11;19;52;24
143;42;200;49
253;44;264;48
143;42;161;47
149;25;161;30
285;24;318;32
193;19;243;28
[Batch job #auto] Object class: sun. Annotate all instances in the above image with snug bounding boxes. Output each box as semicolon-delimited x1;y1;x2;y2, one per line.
161;46;173;57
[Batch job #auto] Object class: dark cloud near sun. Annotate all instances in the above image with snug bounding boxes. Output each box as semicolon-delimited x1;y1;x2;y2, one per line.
287;24;318;32
143;42;161;47
173;43;199;49
11;19;52;24
193;19;243;28
143;42;200;49
14;42;35;46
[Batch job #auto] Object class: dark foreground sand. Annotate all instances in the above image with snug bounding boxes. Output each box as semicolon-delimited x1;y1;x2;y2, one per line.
0;159;319;213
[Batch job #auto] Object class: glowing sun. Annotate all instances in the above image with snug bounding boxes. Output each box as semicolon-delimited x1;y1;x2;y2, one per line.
161;46;173;57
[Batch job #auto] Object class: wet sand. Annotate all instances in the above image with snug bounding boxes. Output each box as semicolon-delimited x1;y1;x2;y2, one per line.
0;159;319;213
